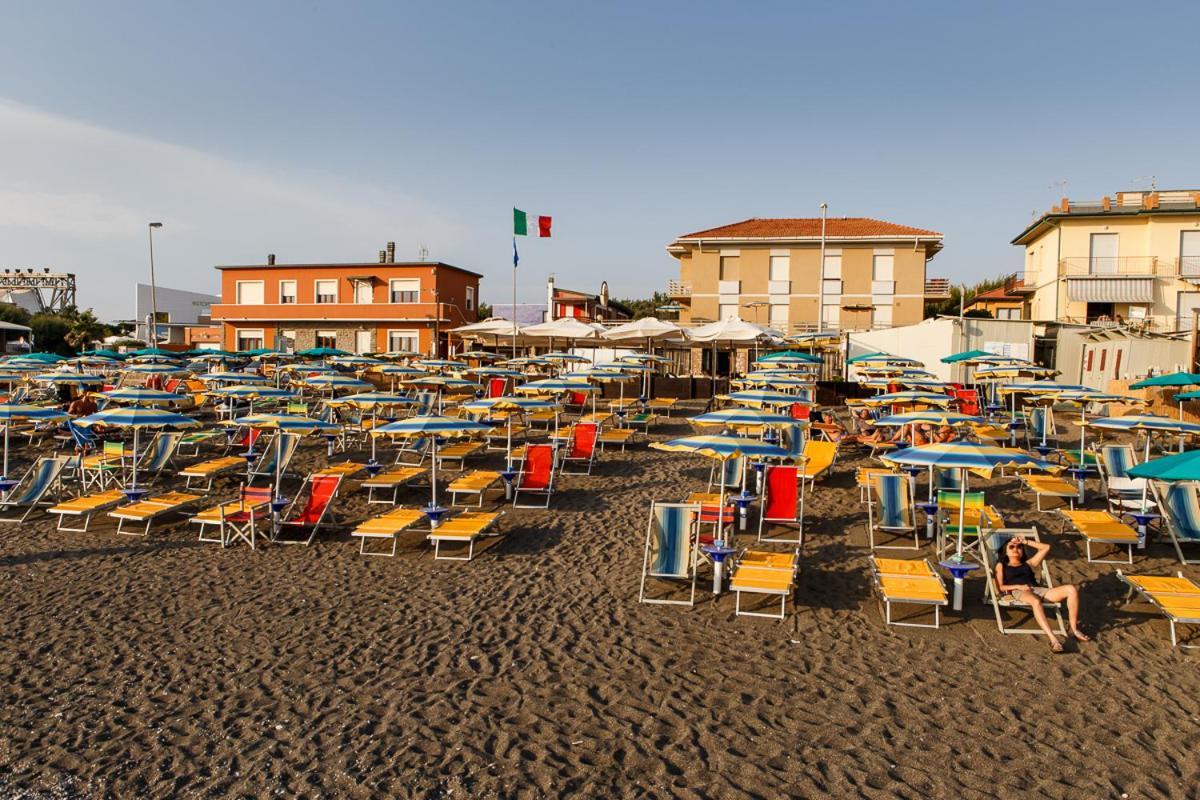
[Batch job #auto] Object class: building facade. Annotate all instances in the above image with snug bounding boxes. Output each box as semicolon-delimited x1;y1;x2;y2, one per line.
964;283;1028;320
134;283;219;345
666;217;946;333
547;277;632;323
1012;190;1200;332
209;250;481;355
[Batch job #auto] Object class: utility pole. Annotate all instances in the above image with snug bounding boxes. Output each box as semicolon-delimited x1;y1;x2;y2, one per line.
147;222;163;345
818;202;828;333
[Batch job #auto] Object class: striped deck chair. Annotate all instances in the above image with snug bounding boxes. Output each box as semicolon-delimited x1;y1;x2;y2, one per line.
394;435;430;465
427;510;503;561
867;473;920;550
1118;571;1200;648
249;433;301;484
934;469;962;493
870;557;948;629
778;423;807;466
981;529;1066;637
274;474;341;545
731;549;798;620
937;489;1003;560
708;456;744;492
352;506;426;557
0;456;69;523
139;431;183;479
638;502;700;606
758;465;803;545
1151;481;1200;565
1023;405;1056;449
513;444;555;508
49;489;126;532
856;467;895;503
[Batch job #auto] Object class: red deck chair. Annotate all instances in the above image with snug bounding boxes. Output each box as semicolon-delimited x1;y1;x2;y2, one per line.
560;422;599;475
275;474;341;545
226;426;262;454
487;377;507;398
758;465;803;545
953;388;980;416
568;391;588;413
219;484;273;550
513;444;556;508
789;403;811;421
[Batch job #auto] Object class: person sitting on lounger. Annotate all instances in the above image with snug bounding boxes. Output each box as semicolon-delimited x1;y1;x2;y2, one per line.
68;393;97;418
935;424;957;443
995;534;1090;651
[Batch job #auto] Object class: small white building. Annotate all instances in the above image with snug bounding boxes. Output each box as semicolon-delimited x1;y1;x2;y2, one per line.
848;316;1036;381
133;283;219;345
1056;327;1192;390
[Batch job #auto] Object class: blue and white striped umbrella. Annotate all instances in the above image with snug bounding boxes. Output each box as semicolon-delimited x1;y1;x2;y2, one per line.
469;367;525;378
651;434;789;460
729;389;806;408
0;404;69;480
329;355;384;367
417;359;468;371
304;375;373;391
100;388;184;407
235;413;340;434
35;373;105;386
597;361;653;372
515;379;597;395
371;415;492;510
201;371;270;385
692;409;801;428
543;352;590;362
122;363;191;376
76;407;199;491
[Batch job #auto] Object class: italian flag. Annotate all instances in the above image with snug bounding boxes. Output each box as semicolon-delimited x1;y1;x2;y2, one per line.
514;208;552;237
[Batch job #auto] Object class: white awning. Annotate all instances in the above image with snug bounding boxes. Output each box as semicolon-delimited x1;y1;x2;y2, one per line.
1065;277;1155;303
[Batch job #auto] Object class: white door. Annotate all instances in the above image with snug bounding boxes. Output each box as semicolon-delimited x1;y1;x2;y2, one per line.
1089;233;1119;275
1177;292;1200;332
355;330;372;354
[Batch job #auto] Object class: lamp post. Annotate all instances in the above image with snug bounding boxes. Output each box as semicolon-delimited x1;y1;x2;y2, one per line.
147;222;163;346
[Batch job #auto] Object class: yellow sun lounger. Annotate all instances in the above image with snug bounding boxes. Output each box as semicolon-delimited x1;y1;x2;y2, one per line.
598;427;638;451
647;397;679;417
49;489;127;532
109;491;203;536
427;510;503;561
352;507;427;557
730;549;799;619
1061;509;1139;564
1118;571;1200;648
1021;475;1080;511
870;557;949;629
360;466;425;504
437;440;486;470
180;456;246;490
448;470;503;507
315;461;366;478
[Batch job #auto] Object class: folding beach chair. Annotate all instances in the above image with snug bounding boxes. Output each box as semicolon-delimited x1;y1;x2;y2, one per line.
180;455;247;490
0;456;69;523
778;423;807;466
731;549;798;620
486;377;507;398
249;433;300;484
980;528;1067;637
867;473;921;550
274;474;341;545
757;465;803;545
953;388;980;416
797;440;836;486
935;469;962;493
361;465;425;504
352;506;426;556
109;491;203;536
1022;405;1056;450
138;431;183;479
708;456;744;492
427;510;504;561
1151;481;1200;565
856;466;895;503
448;470;502;507
638;501;700;606
937;489;1003;560
560;422;599;475
176;428;223;457
869;557;948;629
1059;509;1139;564
1097;443;1137;488
214;484;273;549
513;444;555;508
223;426;262;455
394;435;430;465
78;441;129;492
49;488;126;532
1118;571;1200;648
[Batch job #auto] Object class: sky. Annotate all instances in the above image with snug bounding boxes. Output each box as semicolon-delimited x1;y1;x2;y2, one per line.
1;1;1199;320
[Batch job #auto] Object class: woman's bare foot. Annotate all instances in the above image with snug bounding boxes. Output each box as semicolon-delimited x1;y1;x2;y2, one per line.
1072;629;1091;642
1049;637;1064;653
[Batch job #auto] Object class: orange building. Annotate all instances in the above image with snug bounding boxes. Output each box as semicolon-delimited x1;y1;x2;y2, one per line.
209;248;481;355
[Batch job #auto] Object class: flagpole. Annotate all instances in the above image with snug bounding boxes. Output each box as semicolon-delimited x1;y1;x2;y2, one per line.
512;237;519;361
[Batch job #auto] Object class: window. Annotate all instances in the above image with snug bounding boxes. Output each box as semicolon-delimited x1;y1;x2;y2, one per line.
353;280;373;304
315;280;338;304
315;330;337;349
997;307;1021;320
387;329;420;353
873;304;893;329
278;329;296;353
390;278;420;303
236;328;265;350
1089;233;1118;275
821;303;840;328
236;281;264;305
822;253;842;279
1099;349;1107;371
769;255;790;282
465;286;475;311
872;255;894;282
279;280;297;304
719;256;739;281
719;303;738;320
1086;349;1094;371
822;278;842;296
769;303;789;328
1182;231;1200;277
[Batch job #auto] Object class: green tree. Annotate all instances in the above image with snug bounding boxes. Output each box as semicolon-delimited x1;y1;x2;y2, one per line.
924;275;1010;318
615;291;670;320
29;313;73;355
65;308;106;352
476;302;493;319
0;304;32;327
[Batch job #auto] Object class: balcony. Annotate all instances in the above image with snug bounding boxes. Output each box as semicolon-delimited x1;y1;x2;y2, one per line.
211;301;452;323
666;280;692;298
924;277;951;299
1008;272;1036;294
1059;256;1173;277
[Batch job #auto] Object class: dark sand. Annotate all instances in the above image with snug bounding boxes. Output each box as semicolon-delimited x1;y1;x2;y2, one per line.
1;407;1198;798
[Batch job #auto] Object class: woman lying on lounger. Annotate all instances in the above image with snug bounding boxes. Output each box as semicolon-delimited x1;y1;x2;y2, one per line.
996;534;1090;652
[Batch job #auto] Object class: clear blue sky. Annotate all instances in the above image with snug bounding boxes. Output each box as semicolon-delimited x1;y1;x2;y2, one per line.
1;1;1198;319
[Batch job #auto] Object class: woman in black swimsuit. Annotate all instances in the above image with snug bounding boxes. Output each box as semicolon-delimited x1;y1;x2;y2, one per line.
995;534;1090;652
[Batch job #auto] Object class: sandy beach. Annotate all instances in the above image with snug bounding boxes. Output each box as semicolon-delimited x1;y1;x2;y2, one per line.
1;407;1198;798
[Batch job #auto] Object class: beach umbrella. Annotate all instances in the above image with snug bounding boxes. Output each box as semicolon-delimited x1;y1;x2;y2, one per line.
543;351;590;363
122;363;191;377
1131;373;1200;423
84;349;126;360
35;373;105;387
71;355;122;369
687;317;782;392
366;363;425;391
1128;449;1200;482
296;346;349;358
99;388;183;407
692;408;801;431
0;373;27;384
848;353;922;367
457;350;501;361
18;352;68;363
75;408;199;496
374;350;422;360
130;347;177;357
755;350;822;365
372;415;492;521
941;349;990;364
882;441;1058;567
0;405;69;489
739;374;814;392
304;374;373;396
515;378;596;395
416;359;468;371
208;384;296;417
728;389;804;408
602;317;685;391
329;355;383;368
201;371;270;385
619;353;671;364
246;349;294;361
859;391;953;409
329;392;416;465
502;356;553;368
126;354;182;365
469;366;525;378
236;413;341;501
461;395;556;475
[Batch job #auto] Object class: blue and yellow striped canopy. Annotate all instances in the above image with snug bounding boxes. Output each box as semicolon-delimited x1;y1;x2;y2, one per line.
882;441;1058;477
76;407;199;429
1087;414;1200;435
100;388;184;406
402;376;478;390
728;390;803;408
0;404;68;422
469;367;525;378
35;373;105;385
564;369;636;382
331;392;415;408
416;359;468;370
235;413;340;434
122;363;191;376
208;385;296;400
692;409;802;428
1130;372;1200;389
650;434;789;460
201;371;270;385
372;415;492;438
996;380;1086;395
874;410;982;427
304;375;373;389
1128;450;1200;482
515;379;596;395
859;391;953;408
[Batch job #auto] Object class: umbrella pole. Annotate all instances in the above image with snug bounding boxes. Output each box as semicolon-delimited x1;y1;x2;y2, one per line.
956;468;967;559
371;407;378;463
430;436;439;512
131;427;139;491
275;432;283;498
3;421;8;480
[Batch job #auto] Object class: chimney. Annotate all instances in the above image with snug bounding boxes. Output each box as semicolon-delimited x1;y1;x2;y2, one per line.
547;274;556;320
267;254;276;265
379;250;387;264
1060;196;1070;213
386;241;396;263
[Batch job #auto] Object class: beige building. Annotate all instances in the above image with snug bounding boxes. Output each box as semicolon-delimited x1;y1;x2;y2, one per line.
665;217;946;333
1012;190;1200;332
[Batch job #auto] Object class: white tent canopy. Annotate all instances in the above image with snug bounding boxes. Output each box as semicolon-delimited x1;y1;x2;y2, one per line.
686;317;783;344
447;317;527;338
602;317;685;343
522;317;604;340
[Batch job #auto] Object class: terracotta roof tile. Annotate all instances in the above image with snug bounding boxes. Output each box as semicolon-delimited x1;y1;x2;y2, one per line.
677;217;941;240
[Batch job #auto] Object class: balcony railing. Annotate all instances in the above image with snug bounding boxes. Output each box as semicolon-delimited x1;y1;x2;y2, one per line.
1059;256;1174;277
924;277;951;298
667;280;692;298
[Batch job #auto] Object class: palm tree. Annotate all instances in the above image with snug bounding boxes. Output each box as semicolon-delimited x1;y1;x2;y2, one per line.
64;309;106;353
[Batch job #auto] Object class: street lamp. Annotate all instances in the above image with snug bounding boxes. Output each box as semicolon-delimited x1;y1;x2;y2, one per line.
147;222;163;346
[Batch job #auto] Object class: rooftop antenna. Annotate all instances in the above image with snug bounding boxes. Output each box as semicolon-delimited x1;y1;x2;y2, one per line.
417;244;429;261
1132;175;1157;191
1049;179;1069;196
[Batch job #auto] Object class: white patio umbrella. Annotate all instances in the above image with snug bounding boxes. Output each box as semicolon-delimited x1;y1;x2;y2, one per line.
686;317;783;399
603;317;685;396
